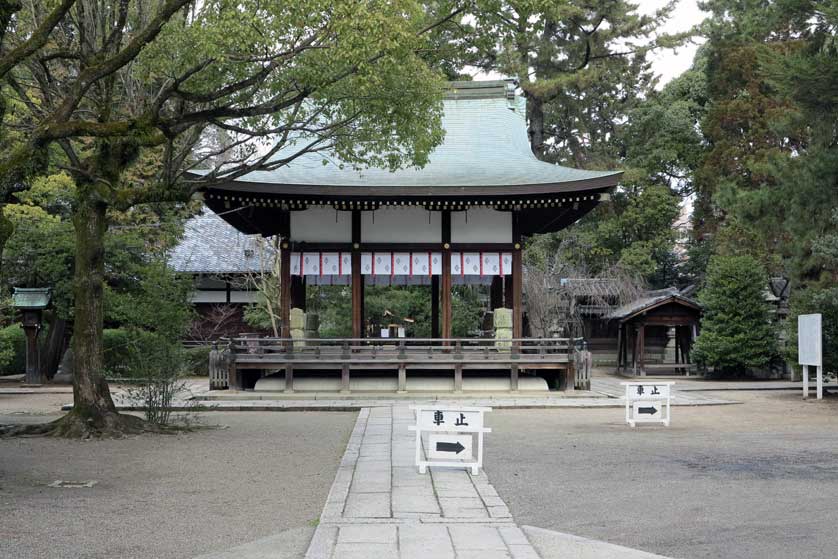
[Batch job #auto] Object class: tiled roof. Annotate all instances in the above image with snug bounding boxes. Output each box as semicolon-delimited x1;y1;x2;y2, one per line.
608;288;701;321
168;209;272;274
205;80;621;191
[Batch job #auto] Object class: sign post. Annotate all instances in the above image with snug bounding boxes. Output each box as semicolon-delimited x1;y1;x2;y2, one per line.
621;382;673;427
798;313;823;400
408;405;491;475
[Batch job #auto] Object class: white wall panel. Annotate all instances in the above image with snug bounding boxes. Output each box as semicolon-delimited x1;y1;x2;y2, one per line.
361;208;441;243
451;208;511;243
290;207;352;242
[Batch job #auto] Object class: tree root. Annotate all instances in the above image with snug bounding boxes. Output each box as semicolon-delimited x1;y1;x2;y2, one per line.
0;409;171;439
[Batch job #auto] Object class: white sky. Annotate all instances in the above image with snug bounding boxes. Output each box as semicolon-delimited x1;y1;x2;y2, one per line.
644;0;707;87
465;0;707;88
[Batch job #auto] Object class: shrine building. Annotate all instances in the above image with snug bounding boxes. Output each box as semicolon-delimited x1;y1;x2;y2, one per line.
202;80;622;393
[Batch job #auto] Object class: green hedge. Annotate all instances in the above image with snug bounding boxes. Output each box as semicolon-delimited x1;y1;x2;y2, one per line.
0;325;26;375
1;326;199;379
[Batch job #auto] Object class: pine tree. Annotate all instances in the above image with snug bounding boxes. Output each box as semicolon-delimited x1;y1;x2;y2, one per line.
692;255;777;376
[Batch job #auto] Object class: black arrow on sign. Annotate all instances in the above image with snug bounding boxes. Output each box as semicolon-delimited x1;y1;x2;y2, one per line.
638;406;658;415
436;441;466;454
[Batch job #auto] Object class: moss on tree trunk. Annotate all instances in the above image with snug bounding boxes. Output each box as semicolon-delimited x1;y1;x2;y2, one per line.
70;199;117;418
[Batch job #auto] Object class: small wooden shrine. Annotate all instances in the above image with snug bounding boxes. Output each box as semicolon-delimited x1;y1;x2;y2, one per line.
611;290;702;376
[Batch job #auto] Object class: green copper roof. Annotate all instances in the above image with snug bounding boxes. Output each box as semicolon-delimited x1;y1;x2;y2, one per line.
12;288;51;310
214;80;621;192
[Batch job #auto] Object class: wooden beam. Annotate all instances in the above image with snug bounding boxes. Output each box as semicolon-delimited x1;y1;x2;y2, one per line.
290;241;516;252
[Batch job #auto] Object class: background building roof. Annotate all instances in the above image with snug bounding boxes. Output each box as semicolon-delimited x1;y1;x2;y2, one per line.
168;210;272;274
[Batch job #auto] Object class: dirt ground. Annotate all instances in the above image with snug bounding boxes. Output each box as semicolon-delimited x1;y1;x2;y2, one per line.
484;390;838;559
3;386;838;559
0;402;356;559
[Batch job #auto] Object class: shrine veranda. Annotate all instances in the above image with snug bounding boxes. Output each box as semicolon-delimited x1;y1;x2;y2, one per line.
201;80;621;392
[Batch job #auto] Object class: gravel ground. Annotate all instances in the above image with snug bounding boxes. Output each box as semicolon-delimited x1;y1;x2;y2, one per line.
0;410;356;559
484;390;838;559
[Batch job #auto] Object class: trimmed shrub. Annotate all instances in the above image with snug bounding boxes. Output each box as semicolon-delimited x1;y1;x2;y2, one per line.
692;255;777;376
184;345;212;377
103;328;175;379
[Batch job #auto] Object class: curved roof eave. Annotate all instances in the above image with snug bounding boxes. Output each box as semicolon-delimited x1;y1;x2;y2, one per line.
202;171;622;198
196;94;622;196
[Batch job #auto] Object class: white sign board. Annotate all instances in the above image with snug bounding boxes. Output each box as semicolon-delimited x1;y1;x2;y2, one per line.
798;314;822;367
621;382;673;427
409;406;491;475
798;314;824;400
417;409;483;431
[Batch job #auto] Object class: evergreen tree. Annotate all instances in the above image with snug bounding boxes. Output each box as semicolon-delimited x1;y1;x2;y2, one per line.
692;255;777;375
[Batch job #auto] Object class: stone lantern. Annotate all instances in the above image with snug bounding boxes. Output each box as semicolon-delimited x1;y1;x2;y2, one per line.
12;287;51;385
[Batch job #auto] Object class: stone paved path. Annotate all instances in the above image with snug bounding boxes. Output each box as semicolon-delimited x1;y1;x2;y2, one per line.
305;406;541;559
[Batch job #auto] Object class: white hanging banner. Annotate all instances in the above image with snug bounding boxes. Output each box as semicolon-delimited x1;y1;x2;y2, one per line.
393;252;411;275
302;252;321;275
291;252;350;276
412;252;431;276
291;251;510;276
482;252;500;276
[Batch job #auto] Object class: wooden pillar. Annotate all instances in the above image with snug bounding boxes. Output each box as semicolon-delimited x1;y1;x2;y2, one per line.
341;364;350;393
616;325;624;371
638;323;646;376
431;276;440;338
398;364;407;393
279;242;291;338
454;363;463;392
284;364;294;393
351;252;363;338
490;275;504;310
441;211;452;340
510;364;519;392
351;210;363;339
511;211;523;339
23;326;43;385
631;325;638;374
511;251;523;339
674;325;681;365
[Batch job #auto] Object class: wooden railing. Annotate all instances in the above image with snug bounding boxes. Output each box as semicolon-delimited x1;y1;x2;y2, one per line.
223;336;583;359
209;337;588;391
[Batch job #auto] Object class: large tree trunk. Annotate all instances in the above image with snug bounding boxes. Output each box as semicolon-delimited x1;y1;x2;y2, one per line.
527;93;547;161
70;199;117;420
